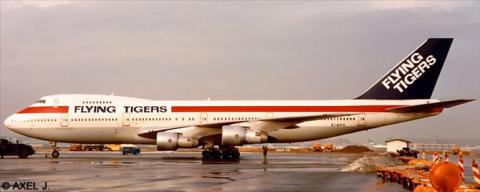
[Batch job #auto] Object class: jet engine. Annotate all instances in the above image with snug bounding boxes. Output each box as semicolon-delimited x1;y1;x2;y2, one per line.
156;132;199;151
222;126;267;146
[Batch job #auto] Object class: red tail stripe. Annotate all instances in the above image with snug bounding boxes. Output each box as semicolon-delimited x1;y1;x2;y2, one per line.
17;106;69;114
171;105;402;113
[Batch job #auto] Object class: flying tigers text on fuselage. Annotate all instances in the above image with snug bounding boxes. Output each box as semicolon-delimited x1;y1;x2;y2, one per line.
73;106;167;113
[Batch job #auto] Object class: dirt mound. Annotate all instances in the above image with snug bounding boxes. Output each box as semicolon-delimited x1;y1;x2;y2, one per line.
338;145;373;153
341;152;403;173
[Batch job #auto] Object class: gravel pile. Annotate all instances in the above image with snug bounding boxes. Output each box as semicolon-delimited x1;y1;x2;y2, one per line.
341;152;403;173
338;145;373;153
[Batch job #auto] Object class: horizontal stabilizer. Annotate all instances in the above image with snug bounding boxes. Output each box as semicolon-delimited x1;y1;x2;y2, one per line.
386;99;475;113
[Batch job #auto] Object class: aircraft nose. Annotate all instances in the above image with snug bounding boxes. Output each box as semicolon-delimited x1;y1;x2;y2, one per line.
4;114;15;130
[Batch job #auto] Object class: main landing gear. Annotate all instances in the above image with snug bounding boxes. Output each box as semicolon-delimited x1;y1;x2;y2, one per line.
48;141;60;158
202;147;240;159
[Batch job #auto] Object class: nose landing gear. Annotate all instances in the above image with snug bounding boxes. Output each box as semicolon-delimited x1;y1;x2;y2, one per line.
52;150;60;158
48;141;60;158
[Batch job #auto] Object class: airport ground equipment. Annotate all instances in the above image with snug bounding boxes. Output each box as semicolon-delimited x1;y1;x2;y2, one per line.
453;146;461;155
324;143;335;152
396;147;419;158
108;144;122;151
82;144;111;151
313;143;322;152
0;139;35;158
120;146;140;155
69;144;83;151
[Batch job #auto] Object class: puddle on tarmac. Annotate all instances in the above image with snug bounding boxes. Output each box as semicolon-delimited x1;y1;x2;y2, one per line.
240;167;340;172
202;176;236;181
275;161;342;165
53;161;140;165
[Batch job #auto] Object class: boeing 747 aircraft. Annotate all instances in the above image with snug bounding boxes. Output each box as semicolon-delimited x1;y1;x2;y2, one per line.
367;139;387;150
4;38;474;158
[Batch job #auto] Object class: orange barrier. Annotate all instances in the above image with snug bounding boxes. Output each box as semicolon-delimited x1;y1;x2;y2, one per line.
377;155;480;192
459;152;465;179
473;159;480;188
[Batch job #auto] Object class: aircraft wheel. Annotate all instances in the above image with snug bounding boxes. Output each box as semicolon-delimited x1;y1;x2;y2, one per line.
52;150;60;158
212;150;222;159
133;152;138;155
202;150;211;158
18;148;30;158
231;150;240;159
222;150;231;159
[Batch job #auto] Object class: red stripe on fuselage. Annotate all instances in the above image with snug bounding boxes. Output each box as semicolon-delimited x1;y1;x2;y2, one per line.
17;106;69;114
171;106;403;113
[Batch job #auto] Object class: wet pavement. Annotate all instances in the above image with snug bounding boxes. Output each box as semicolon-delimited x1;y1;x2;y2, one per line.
0;152;417;192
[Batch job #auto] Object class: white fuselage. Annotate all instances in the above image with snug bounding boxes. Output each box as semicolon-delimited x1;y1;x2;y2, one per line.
4;94;441;146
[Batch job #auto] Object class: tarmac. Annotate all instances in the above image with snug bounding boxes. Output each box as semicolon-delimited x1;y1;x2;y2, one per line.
0;151;415;192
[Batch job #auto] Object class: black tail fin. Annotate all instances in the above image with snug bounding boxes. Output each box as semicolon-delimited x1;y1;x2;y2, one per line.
356;38;453;100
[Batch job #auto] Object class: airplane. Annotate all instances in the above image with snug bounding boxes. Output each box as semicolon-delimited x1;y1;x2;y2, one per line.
4;38;475;159
367;139;387;150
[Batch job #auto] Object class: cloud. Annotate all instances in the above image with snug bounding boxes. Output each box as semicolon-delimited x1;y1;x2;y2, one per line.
370;1;461;10
2;1;75;10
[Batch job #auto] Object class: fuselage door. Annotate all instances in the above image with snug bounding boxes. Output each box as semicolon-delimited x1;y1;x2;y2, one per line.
53;99;59;108
358;113;366;126
123;113;130;126
266;112;273;119
61;113;68;127
200;112;208;124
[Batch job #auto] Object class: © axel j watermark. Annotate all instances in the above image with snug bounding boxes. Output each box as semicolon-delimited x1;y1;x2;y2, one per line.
2;182;49;190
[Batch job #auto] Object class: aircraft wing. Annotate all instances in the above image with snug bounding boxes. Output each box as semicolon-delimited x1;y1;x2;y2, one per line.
137;113;356;138
386;99;475;113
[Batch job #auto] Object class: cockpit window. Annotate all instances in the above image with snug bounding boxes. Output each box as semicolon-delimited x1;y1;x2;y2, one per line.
35;100;46;104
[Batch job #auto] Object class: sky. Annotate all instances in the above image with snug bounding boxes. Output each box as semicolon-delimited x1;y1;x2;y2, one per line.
1;1;479;144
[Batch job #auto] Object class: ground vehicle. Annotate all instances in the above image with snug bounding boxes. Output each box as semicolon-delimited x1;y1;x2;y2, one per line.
324;143;335;152
452;146;461;155
121;146;141;155
313;143;322;152
0;139;35;158
107;144;122;151
82;144;111;151
69;144;83;151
